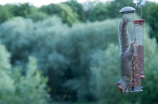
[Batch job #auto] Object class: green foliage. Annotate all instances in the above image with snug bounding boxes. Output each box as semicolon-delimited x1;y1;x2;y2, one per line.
0;16;69;101
0;17;34;66
26;11;51;22
0;16;119;101
0;3;35;24
143;1;158;42
62;19;119;101
10;56;50;104
85;2;108;21
90;44;121;104
39;3;79;26
0;42;50;103
0;42;11;72
63;0;86;22
0;5;13;23
0;16;68;67
7;3;34;17
0;42;14;104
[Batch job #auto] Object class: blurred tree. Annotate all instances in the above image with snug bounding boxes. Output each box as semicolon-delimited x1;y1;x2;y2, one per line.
0;3;35;23
63;0;86;22
8;3;34;17
85;2;108;21
39;3;79;26
143;1;158;42
0;17;119;101
90;44;121;104
0;5;13;23
0;42;14;104
62;19;119;101
9;56;50;104
0;41;50;103
0;17;70;101
26;11;51;22
0;17;35;66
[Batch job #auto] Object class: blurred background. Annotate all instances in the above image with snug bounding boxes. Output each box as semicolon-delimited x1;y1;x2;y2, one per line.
0;0;158;104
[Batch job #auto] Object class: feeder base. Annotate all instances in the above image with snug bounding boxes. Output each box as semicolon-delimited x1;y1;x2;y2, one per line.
130;86;143;92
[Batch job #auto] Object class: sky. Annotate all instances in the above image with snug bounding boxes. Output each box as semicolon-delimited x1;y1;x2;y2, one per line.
0;0;157;7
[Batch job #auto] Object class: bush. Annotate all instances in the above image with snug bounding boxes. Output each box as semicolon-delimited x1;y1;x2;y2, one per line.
0;42;50;104
0;17;119;101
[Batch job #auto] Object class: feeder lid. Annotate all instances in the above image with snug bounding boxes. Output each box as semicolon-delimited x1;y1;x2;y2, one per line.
133;19;145;24
119;6;135;14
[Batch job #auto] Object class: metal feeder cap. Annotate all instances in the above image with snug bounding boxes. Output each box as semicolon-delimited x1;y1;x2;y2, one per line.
119;6;135;14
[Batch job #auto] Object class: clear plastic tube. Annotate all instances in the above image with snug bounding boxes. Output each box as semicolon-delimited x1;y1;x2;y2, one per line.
131;19;145;92
134;19;145;78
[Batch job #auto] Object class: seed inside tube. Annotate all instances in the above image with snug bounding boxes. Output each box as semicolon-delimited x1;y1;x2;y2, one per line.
137;45;144;75
132;54;141;87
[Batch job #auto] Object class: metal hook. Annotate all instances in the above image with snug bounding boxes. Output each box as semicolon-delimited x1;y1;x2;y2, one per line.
136;0;142;8
135;0;143;19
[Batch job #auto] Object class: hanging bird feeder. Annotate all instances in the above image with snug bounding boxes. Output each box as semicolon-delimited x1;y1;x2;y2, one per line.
117;0;145;93
131;0;145;92
121;7;143;92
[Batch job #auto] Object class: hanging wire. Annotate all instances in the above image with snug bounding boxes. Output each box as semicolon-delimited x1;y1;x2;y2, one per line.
135;0;143;19
136;0;142;7
141;6;142;19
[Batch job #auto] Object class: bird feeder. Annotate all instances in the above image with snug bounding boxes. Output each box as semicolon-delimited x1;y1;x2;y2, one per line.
119;6;143;92
131;19;145;92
